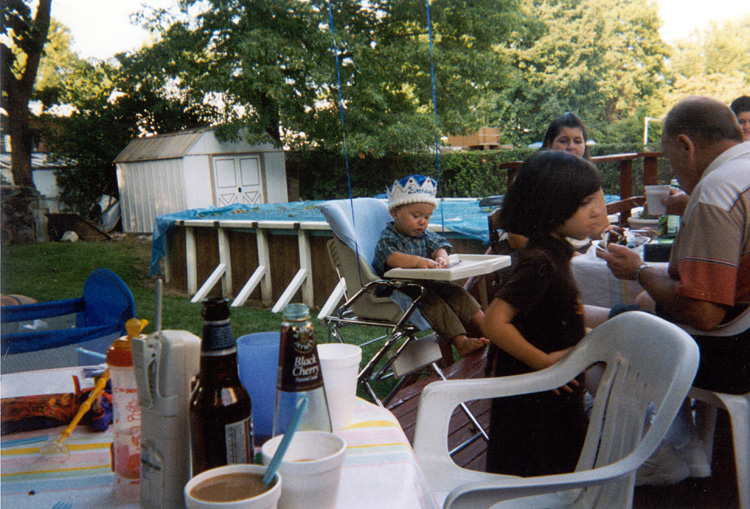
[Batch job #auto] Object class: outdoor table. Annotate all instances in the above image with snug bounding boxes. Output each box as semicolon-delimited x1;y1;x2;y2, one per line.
1;366;438;508
572;243;668;308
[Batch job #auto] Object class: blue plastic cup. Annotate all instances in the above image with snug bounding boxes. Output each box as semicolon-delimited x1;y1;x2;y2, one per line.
237;332;280;443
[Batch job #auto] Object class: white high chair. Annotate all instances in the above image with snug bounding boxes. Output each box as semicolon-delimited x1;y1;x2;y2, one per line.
320;198;449;405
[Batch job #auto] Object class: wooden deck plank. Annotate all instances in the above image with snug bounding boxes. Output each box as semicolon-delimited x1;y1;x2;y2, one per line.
387;348;490;471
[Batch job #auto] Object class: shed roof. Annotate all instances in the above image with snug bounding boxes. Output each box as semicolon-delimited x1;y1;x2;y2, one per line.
114;127;214;163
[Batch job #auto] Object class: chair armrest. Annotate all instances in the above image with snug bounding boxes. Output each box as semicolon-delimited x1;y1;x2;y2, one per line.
0;298;83;323
412;353;587;463
444;457;642;508
678;306;750;337
2;324;119;355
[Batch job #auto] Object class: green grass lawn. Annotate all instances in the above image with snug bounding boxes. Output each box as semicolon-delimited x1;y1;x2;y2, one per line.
1;236;402;397
1;236;308;338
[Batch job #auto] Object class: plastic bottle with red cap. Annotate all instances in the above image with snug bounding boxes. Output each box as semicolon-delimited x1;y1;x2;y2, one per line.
107;318;146;501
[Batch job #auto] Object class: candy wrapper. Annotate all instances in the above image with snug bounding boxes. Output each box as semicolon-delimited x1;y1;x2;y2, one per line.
1;374;112;434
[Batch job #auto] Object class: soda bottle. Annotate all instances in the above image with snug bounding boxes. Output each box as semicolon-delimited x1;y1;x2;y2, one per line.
272;303;332;436
189;298;254;475
107;317;146;501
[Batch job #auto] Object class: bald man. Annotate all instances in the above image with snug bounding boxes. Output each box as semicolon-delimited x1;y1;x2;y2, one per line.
597;96;749;485
599;96;749;395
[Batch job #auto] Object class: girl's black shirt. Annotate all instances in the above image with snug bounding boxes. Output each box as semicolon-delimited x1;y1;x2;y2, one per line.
493;235;586;376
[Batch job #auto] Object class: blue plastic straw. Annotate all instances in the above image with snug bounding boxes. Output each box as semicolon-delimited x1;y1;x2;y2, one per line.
262;395;308;485
75;348;107;360
1;436;48;448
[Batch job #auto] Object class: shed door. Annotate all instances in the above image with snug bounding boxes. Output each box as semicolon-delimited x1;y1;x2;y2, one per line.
213;156;264;206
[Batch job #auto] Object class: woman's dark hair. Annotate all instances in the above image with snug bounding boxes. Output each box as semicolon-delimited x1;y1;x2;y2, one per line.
730;95;750;116
499;150;602;240
542;112;590;159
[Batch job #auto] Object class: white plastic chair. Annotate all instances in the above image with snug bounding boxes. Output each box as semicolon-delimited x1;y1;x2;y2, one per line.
680;309;750;509
412;311;699;508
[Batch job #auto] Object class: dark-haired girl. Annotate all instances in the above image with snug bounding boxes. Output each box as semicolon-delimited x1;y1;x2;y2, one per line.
482;150;607;477
508;112;606;252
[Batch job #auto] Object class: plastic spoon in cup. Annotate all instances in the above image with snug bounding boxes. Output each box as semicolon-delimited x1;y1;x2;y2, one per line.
262;395;308;485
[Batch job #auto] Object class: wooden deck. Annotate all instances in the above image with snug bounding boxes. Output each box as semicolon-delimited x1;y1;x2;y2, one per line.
387;348;491;472
386;349;741;508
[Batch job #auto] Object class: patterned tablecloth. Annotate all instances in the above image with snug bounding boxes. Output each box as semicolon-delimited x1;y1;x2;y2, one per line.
1;367;438;508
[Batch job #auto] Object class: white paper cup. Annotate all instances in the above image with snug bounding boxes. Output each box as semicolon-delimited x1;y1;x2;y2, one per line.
317;343;362;430
644;185;670;216
261;431;346;509
185;464;281;509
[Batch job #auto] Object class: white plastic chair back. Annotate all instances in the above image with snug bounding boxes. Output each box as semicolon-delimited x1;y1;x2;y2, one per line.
412;311;699;508
681;308;750;509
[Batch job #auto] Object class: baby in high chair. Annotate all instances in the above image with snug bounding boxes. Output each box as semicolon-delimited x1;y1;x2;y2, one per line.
372;175;488;357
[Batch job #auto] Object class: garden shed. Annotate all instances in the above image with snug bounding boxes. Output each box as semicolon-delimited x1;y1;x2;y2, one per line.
114;127;287;233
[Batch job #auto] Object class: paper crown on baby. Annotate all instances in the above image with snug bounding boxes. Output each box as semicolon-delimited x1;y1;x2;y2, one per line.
387;175;438;210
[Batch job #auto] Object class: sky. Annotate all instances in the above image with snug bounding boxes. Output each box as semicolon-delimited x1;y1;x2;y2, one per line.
51;0;750;61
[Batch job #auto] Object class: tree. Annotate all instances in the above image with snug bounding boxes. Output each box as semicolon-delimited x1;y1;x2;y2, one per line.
40;53;207;213
33;18;82;111
1;0;52;188
664;15;750;106
490;0;669;146
133;0;522;156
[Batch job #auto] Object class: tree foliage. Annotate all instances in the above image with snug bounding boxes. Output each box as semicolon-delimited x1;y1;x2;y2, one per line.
40;52;206;213
132;0;522;156
488;0;668;146
38;0;748;213
32;18;81;110
664;14;750;106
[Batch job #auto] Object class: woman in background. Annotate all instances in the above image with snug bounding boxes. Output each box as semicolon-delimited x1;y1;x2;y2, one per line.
508;112;606;250
542;111;590;159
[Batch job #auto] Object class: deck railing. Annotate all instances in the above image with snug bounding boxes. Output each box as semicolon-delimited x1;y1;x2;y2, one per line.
497;151;663;224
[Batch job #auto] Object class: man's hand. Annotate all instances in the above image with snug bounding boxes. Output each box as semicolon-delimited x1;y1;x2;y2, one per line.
666;188;689;216
595;243;644;280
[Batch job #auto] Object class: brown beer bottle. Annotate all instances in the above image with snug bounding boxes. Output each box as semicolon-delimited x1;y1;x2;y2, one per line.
189;298;254;475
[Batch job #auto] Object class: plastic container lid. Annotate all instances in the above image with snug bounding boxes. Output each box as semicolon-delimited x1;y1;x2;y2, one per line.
107;318;147;367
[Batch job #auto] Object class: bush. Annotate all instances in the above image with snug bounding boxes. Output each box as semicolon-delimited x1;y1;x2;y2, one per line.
289;144;667;200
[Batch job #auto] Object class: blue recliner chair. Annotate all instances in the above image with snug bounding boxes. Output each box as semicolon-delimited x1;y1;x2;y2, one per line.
1;269;135;371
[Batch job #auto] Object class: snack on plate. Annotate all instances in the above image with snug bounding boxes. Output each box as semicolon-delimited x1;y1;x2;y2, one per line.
601;228;628;248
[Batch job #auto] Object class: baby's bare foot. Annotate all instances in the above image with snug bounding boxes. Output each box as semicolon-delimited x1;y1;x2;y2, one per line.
452;335;489;357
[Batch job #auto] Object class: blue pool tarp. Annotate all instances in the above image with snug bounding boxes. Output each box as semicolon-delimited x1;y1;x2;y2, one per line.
149;196;621;276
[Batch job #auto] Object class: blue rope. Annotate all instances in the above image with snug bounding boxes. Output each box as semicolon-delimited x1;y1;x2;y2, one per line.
425;0;445;232
327;2;352;205
326;0;445;289
327;0;364;287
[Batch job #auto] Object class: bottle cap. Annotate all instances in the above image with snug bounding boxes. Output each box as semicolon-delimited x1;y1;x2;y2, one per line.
282;303;310;321
202;297;230;321
107;318;148;367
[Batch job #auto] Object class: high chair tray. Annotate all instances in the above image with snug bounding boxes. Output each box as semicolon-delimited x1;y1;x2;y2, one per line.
384;254;511;281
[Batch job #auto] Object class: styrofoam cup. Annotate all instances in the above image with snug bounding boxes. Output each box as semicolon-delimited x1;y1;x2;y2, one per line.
237;332;280;441
261;431;346;509
317;343;362;430
644;185;670;216
184;464;281;509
